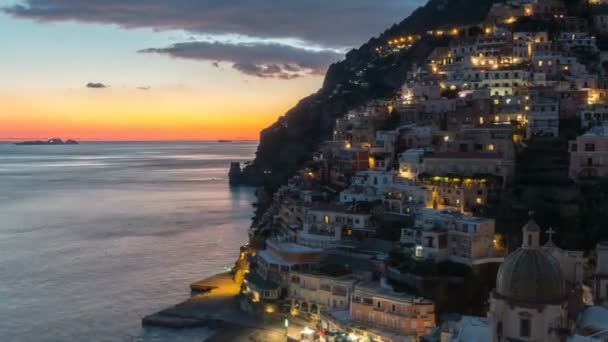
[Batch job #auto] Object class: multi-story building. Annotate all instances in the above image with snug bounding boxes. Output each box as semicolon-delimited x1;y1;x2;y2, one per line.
245;239;323;303
419;152;513;188
568;125;608;181
527;98;559;137
298;204;374;248
593;241;608;303
321;282;436;342
557;32;598;53
401;208;499;266
288;269;359;321
457;68;529;96
349;282;436;338
579;103;608;129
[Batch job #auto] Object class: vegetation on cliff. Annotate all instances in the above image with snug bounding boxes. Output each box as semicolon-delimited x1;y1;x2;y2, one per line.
233;0;500;191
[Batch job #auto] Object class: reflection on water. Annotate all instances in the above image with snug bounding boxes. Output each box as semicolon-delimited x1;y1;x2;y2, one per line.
0;141;257;342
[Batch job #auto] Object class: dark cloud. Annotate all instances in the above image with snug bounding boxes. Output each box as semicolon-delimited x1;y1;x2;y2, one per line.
139;41;343;79
3;0;423;47
86;82;108;89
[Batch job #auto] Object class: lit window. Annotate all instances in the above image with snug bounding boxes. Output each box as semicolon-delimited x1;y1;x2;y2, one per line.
324;215;330;224
476;197;483;204
488;144;495;151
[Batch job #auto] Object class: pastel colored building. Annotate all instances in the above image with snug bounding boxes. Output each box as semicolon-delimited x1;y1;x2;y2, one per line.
350;282;435;338
568;126;608;181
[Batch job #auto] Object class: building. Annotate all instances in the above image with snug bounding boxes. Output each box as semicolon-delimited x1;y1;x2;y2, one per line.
401;208;500;266
321;281;436;342
568;126;608;181
528;98;560;137
247;239;324;302
298;204;374;248
398;148;425;181
440;315;491;342
580;104;608;129
350;282;435;338
593;241;608;304
489;219;569;342
288;268;359;321
420;151;514;188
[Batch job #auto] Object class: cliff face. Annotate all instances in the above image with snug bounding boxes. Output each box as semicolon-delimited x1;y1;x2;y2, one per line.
232;0;499;188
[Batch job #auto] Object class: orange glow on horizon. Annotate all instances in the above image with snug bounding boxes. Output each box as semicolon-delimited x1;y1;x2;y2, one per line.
0;83;312;141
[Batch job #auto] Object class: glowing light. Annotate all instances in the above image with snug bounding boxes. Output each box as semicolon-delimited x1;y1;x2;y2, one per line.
301;327;315;335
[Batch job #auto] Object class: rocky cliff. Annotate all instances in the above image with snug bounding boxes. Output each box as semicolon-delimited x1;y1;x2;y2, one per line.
230;0;499;189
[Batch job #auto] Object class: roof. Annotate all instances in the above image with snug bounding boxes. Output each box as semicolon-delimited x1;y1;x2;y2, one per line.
423;152;502;160
309;202;370;215
354;281;433;304
582;126;608;137
268;240;322;254
245;272;279;290
496;248;565;304
577;305;608;332
449;316;491;342
257;249;297;266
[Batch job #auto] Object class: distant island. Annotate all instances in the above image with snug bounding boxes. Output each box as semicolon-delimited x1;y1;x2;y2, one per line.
15;138;78;146
217;139;232;143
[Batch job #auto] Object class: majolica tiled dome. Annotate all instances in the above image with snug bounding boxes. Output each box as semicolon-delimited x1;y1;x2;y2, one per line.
496;219;565;303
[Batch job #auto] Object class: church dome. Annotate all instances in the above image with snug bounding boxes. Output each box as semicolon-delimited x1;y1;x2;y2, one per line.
496;246;566;303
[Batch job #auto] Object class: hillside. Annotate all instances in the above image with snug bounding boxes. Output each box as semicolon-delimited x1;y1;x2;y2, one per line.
231;0;499;189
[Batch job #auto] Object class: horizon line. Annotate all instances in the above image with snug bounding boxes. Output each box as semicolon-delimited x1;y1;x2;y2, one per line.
0;139;260;143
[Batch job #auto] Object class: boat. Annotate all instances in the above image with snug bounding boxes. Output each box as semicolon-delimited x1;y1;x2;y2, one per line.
217;140;232;143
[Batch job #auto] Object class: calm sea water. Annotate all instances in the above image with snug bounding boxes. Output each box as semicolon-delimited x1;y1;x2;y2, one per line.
0;141;258;342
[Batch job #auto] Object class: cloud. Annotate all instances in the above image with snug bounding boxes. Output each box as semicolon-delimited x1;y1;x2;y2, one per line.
139;41;343;79
137;86;151;90
3;0;424;47
86;82;108;89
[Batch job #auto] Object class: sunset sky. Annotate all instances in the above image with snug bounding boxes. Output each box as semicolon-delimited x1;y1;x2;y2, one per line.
0;0;422;140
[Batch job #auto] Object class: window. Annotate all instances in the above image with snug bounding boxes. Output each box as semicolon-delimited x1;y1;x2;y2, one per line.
323;215;330;224
392;304;396;313
520;318;531;338
585;143;596;152
376;301;382;309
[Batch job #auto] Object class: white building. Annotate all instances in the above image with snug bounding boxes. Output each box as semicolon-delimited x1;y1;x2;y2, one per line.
398;148;425;181
580;104;608;129
298;204;373;248
568;126;608;181
400;209;499;266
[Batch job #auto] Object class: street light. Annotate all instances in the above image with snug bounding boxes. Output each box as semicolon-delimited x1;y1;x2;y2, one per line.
284;318;289;342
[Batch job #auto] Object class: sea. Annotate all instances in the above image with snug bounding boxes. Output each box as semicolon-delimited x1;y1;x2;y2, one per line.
0;141;258;342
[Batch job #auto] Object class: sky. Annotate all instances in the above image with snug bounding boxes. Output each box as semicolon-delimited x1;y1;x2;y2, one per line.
0;0;423;140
